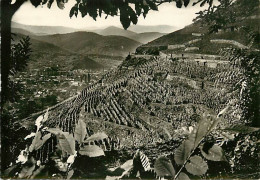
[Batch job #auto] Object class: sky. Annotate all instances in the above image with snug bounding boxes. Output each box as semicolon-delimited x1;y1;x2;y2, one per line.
12;0;209;29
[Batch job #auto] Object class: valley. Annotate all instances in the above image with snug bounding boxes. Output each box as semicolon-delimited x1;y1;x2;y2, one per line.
3;1;259;178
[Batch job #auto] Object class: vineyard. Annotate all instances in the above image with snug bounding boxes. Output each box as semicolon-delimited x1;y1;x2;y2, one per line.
3;46;260;179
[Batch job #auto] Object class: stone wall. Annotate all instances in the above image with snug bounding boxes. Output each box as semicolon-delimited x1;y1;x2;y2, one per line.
210;39;249;49
168;44;186;50
185;47;200;51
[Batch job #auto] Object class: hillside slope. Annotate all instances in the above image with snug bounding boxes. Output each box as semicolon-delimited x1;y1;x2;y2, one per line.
12;22;78;35
13;34;103;71
33;32;141;56
21;55;243;152
139;15;259;55
96;26;166;44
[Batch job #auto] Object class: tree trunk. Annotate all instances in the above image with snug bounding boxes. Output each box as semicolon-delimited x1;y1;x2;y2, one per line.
1;0;26;104
1;0;12;104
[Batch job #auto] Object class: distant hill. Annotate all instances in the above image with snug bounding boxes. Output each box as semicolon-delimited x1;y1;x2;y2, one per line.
96;26;166;44
12;22;78;35
12;28;35;36
13;33;103;71
139;15;260;55
132;32;166;44
140;0;260;54
33;31;141;56
128;25;178;33
96;26;137;37
11;22;169;44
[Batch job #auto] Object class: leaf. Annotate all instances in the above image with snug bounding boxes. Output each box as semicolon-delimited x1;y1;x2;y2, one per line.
154;156;175;177
43;108;49;122
47;128;64;135
18;157;36;178
176;0;183;8
58;132;75;155
16;148;29;164
74;119;87;143
67;169;74;179
30;165;45;179
225;125;260;133
120;7;131;29
47;0;54;8
185;155;208;176
217;105;229;117
24;132;36;140
190;113;219;148
201;144;227;161
129;7;138;25
67;153;77;164
85;132;108;142
174;139;193;165
56;0;66;9
176;172;190;180
70;6;78;18
79;145;105;157
30;0;41;7
35;115;44;130
147;0;158;10
183;0;190;7
142;5;149;18
29;132;51;152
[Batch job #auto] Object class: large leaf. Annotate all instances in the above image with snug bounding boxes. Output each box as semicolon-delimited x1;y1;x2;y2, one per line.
183;0;190;7
107;160;133;179
58;132;75;155
225;125;260;133
67;169;74;180
120;7;131;29
176;172;190;180
185;155;208;176
174;139;193;165
18;157;36;178
79;145;105;157
190;113;219;148
74;119;87;143
35;109;49;131
29;132;51;152
154;156;175;177
47;128;64;135
30;165;45;179
201;144;227;161
85;132;108;142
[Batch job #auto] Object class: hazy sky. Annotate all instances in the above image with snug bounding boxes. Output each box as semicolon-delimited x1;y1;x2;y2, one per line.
12;1;209;29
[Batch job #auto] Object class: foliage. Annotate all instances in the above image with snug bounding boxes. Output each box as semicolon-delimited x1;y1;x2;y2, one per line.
27;0;217;30
154;156;175;177
10;36;32;75
194;0;259;33
79;145;105;157
7;36;32;102
185;155;208;176
220;48;260;127
3;111;108;179
153;109;228;179
74;119;87;143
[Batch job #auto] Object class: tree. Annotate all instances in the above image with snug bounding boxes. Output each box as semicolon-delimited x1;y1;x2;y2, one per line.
194;0;259;33
1;0;220;104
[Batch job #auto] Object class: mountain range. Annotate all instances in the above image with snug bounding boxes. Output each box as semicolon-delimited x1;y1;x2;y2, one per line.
11;22;177;71
95;26;166;44
11;22;173;44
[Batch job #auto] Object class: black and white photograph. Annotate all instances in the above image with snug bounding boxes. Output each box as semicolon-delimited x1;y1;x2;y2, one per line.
1;0;260;179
